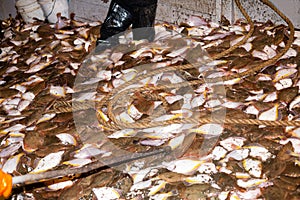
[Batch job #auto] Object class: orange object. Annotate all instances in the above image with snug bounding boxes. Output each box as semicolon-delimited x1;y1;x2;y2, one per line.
0;169;12;198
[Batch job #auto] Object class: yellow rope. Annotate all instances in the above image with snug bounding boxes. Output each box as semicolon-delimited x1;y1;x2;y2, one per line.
53;0;296;129
13;0;296;189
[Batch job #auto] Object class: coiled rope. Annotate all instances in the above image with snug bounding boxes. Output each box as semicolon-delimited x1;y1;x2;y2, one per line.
12;0;297;189
54;0;296;130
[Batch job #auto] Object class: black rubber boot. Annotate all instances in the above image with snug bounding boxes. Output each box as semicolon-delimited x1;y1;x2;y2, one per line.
96;0;157;51
132;3;157;41
98;0;133;42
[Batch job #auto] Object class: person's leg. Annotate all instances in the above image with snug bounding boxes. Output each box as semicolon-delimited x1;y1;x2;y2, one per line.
131;2;157;41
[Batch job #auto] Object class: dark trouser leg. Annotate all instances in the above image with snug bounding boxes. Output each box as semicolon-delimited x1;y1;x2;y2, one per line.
132;3;157;41
99;0;133;41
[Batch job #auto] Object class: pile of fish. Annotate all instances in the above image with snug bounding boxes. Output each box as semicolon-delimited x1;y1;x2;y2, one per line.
0;13;300;199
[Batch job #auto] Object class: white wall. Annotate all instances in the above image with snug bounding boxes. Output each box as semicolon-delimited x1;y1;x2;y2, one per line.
1;0;300;29
233;0;300;27
69;0;300;28
68;0;109;22
0;0;17;20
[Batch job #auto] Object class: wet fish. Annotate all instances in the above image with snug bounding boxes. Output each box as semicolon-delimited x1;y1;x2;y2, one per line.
1;9;300;200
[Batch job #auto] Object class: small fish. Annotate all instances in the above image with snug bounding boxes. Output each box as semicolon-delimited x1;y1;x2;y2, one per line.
280;138;300;154
222;101;244;109
252;50;268;60
2;153;24;173
168;134;185;150
225;149;249;161
10;39;28;46
237;188;262;200
25;61;52;73
48;40;60;50
122;70;138;82
63;158;92;167
10;84;27;94
235;172;251;179
56;133;77;146
274;78;293;90
119;112;135;123
280;48;297;59
108;129;137;139
17;100;31;111
50;85;66;97
30;151;64;173
211;146;228;160
230;36;245;47
240;42;253;52
204;99;222;108
237;178;267;189
244;144;272;161
131;168;154;184
143;124;184;135
149;190;177;200
74;144;106;159
22;92;35;101
143;132;175;140
189;124;224;137
1;124;26;134
164;95;183;104
273;68;297;82
128;104;143;120
140;139;166;146
184;174;213;185
197;162;217;174
263;92;277;102
166;46;188;58
47;180;73;191
148;180;167;196
191;94;205;108
289;95;300;111
245;93;267;101
130;48;151;59
92;187;121;199
78;28;90;39
21;75;44;86
220;137;246;151
186;15;209;26
218;191;231;200
263;45;277;59
163;159;203;175
153;113;183;122
258;103;280;121
54;33;70;40
242;159;262;178
130;180;152;191
37;113;56;124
